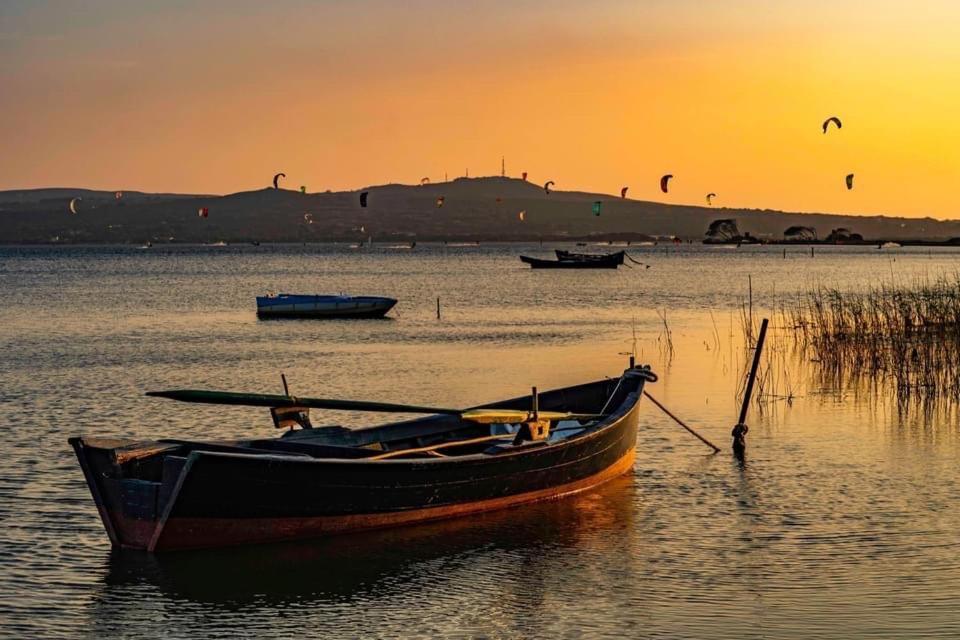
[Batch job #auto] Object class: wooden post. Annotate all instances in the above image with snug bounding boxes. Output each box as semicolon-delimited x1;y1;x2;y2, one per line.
436;297;441;320
732;317;768;455
629;355;635;368
531;386;539;421
783;248;786;259
738;317;768;426
811;246;814;258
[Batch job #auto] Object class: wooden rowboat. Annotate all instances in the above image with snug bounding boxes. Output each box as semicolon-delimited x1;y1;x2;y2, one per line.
69;365;657;552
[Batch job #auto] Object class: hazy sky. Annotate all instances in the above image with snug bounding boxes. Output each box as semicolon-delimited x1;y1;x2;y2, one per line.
2;1;959;217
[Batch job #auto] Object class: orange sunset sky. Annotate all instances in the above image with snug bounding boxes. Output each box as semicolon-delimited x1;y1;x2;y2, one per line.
2;1;959;218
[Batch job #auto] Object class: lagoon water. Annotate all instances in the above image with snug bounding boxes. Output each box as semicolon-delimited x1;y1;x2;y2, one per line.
2;243;960;639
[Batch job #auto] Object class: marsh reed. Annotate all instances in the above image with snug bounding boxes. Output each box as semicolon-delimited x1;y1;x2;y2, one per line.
784;275;960;403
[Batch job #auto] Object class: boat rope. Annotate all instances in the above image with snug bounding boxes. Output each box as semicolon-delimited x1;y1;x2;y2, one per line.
599;378;625;416
624;252;651;268
601;365;658;414
642;390;721;453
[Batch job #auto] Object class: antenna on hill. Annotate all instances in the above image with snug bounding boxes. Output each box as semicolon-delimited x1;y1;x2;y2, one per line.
465;168;469;178
501;156;505;177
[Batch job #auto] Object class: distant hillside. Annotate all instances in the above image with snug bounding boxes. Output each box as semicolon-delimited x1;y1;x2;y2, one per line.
1;177;958;244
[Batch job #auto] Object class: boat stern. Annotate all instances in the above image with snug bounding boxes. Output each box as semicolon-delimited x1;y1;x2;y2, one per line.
69;436;181;551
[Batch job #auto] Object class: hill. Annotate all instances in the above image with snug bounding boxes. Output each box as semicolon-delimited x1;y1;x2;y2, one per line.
1;177;957;244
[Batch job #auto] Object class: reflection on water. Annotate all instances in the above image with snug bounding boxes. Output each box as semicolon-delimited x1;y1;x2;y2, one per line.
101;477;635;601
86;480;637;638
3;244;960;638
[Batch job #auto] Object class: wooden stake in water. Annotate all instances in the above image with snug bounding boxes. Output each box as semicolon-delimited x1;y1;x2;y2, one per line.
436;297;441;320
734;317;769;453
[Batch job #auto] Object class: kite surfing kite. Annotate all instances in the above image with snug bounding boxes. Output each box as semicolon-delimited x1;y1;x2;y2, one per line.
421;177;430;185
544;180;555;195
359;191;369;207
198;207;209;218
592;201;602;216
706;193;717;206
273;173;285;189
846;174;854;190
115;191;123;200
621;187;629;199
822;117;842;134
518;210;525;221
660;175;673;193
69;197;81;214
300;186;306;194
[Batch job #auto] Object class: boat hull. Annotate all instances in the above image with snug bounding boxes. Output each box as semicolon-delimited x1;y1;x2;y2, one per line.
520;254;623;269
70;373;649;552
117;449;636;551
256;294;397;319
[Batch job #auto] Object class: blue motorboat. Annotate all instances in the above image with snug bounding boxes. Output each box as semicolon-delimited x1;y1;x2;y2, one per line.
256;294;397;319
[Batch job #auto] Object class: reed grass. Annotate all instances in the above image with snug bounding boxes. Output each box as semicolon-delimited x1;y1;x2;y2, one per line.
785;274;960;402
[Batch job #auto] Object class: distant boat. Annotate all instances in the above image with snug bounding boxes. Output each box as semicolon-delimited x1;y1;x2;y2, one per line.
555;250;626;262
521;251;625;269
880;241;901;249
205;241;228;247
256;294;397;319
68;364;656;551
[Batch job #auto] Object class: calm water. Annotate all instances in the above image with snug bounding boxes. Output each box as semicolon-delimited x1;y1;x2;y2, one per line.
2;243;960;639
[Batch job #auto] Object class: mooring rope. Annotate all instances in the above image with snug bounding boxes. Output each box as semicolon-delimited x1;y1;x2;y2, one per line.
624;252;651;268
642;390;721;453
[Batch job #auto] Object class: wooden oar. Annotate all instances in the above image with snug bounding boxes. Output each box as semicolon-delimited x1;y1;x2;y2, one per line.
369;433;514;460
459;409;601;424
145;389;461;416
146;390;603;422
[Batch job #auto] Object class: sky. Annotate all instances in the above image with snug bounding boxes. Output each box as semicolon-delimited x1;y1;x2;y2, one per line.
2;0;959;218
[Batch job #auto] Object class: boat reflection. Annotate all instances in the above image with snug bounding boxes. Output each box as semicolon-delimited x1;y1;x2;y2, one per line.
100;474;637;607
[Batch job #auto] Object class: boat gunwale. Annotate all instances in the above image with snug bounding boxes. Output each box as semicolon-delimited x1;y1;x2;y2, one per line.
170;388;641;467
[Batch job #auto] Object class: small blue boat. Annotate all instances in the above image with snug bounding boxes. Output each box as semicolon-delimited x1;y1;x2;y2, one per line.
256;294;397;319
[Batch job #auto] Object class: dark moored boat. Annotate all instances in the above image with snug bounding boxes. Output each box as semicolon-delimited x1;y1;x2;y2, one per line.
520;251;625;269
69;365;656;552
555;249;627;262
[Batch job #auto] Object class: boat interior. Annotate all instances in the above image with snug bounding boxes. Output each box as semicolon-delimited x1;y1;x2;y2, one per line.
77;376;635;486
